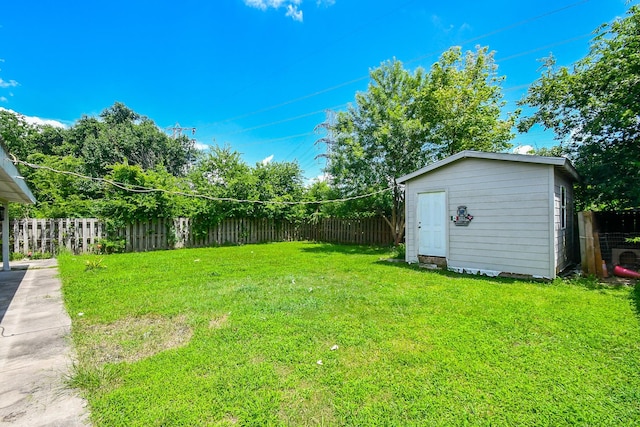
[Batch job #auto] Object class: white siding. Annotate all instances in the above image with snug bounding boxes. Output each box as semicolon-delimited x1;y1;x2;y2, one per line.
405;158;553;277
553;171;575;273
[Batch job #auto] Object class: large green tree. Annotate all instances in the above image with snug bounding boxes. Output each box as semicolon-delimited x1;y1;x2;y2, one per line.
77;103;198;177
519;6;640;210
326;46;517;244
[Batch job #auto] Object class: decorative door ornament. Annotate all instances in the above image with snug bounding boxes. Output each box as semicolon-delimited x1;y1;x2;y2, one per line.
452;206;473;226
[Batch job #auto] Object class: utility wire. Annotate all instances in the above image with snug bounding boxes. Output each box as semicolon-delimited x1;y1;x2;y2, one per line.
214;29;593;144
11;156;393;206
221;104;346;136
203;0;592;131
212;28;594;141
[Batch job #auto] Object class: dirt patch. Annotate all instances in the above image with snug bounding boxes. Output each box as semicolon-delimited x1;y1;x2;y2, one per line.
78;314;192;365
278;381;337;426
209;313;229;329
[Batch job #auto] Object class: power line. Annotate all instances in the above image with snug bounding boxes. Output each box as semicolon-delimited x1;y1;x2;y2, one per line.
214;132;315;148
11;156;392;206
214;30;593;145
222;0;422;104
496;33;592;64
200;0;592;131
219;104;347;137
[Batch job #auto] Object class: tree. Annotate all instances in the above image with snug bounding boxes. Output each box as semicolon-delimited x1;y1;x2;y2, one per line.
327;46;517;244
250;161;306;220
64;102;198;177
425;46;516;158
99;163;185;224
519;6;640;210
21;154;100;218
0;109;50;160
188;144;256;231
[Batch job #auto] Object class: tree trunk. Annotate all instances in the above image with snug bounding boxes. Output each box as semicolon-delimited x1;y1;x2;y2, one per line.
382;205;405;246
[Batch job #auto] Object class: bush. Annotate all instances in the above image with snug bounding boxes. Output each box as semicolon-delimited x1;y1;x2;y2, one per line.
95;238;126;254
393;243;406;259
30;252;53;260
10;252;24;261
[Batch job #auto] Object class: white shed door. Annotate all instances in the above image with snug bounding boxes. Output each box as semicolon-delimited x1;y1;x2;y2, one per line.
418;192;446;257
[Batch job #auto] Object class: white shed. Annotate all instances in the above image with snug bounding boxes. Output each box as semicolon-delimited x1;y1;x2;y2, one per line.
397;150;579;279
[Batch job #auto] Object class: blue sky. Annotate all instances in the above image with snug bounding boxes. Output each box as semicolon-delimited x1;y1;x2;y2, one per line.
0;0;634;181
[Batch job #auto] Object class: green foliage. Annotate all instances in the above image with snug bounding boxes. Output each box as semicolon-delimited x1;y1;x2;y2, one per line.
530;144;568;157
0;109;57;159
21;153;100;218
327;46;517;243
78;103;198;178
187;145;308;238
519;6;640;210
59;243;640;426
0;102;200;220
250;161;306;220
422;46;517;157
94;238;126;254
84;257;105;271
99;163;184;223
394;242;406;259
29;251;53;260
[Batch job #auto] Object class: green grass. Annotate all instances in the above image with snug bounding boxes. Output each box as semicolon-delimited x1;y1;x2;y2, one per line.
58;242;640;426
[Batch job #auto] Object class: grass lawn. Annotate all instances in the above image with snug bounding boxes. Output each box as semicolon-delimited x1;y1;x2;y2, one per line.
58;242;640;426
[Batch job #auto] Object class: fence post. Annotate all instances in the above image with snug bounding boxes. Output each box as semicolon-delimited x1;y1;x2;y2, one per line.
578;211;597;276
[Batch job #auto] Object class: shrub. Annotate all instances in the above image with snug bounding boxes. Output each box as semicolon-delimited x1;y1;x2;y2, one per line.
95;238;126;254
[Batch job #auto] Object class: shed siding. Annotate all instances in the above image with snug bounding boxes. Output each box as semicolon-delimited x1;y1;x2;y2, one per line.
553;171;575;273
405;158;552;277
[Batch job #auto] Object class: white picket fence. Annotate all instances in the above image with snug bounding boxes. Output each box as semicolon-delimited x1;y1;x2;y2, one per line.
5;217;394;255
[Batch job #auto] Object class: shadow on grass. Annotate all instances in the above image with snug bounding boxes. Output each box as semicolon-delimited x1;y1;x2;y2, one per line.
631;283;640;318
299;242;391;256
373;258;525;285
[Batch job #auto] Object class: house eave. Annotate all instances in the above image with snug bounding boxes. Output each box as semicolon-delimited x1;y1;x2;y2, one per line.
397;150;579;184
0;140;36;204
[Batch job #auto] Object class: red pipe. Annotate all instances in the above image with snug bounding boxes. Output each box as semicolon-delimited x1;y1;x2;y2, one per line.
612;265;640;279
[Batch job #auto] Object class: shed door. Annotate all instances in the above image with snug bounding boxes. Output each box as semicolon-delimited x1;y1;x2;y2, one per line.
418;192;446;257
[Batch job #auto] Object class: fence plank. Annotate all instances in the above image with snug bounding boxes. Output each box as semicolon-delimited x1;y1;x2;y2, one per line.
6;217;393;255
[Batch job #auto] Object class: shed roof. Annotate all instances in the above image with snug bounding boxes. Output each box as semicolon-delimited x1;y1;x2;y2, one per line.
0;141;36;204
397;150;580;184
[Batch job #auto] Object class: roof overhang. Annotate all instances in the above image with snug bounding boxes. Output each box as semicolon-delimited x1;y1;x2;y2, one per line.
0;142;36;204
397;150;580;184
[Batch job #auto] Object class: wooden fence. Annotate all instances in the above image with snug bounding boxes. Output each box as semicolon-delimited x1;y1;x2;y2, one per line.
10;218;104;255
5;217;394;255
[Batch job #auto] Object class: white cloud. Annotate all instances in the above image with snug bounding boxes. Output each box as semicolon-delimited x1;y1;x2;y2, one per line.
313;172;330;182
0;97;7;103
305;172;331;187
244;0;312;22
513;145;534;155
0;78;19;88
261;154;274;165
0;107;66;129
244;0;267;10
285;4;303;22
316;0;335;6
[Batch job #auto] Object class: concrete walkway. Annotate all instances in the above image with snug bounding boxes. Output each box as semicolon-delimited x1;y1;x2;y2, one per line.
0;259;90;426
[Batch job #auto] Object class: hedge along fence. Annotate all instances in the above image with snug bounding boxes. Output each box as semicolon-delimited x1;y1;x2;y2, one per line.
6;217;395;255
